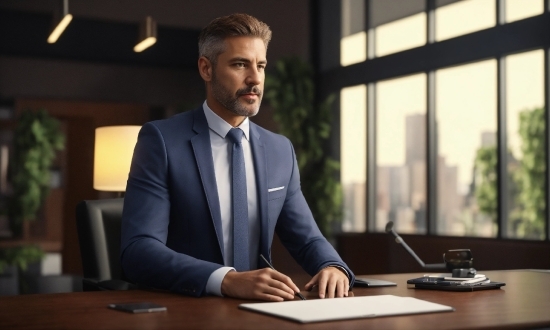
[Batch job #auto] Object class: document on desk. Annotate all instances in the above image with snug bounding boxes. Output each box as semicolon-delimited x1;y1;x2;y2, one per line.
239;295;454;323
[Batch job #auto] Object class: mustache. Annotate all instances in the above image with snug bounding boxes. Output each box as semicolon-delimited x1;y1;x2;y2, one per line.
236;86;262;97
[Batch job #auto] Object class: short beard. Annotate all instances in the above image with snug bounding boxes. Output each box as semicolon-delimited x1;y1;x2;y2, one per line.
211;70;262;117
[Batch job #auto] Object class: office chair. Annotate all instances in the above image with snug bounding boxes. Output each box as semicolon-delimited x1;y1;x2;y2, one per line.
76;198;136;291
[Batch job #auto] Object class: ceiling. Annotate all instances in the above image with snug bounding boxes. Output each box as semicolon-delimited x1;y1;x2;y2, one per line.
0;0;298;29
0;0;311;69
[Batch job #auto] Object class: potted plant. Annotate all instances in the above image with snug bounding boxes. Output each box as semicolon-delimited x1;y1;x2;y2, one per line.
265;57;342;238
0;109;64;295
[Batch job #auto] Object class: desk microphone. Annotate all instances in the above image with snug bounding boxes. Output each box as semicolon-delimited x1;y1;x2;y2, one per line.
385;221;446;270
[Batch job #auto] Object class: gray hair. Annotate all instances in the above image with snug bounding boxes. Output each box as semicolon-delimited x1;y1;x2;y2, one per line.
198;13;272;66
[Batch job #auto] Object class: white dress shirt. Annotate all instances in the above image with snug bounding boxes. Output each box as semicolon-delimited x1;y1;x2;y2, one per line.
203;101;260;296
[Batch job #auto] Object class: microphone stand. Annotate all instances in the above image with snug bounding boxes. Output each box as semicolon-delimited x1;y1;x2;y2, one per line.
385;221;446;270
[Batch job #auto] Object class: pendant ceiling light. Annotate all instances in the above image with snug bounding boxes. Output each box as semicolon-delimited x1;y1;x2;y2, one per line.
134;16;157;52
47;0;73;44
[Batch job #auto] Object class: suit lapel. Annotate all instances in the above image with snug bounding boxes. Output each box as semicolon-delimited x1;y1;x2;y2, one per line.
250;123;270;262
190;108;224;259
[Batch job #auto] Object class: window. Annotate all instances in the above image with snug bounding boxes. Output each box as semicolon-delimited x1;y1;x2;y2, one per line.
341;0;366;66
372;0;426;57
318;0;550;241
342;0;428;62
505;0;544;23
375;13;426;57
376;74;427;233
435;59;497;237
371;0;426;57
436;0;495;41
341;85;367;232
505;49;545;240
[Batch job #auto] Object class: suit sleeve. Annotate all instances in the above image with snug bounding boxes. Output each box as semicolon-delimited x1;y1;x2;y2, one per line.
120;123;222;297
274;140;355;286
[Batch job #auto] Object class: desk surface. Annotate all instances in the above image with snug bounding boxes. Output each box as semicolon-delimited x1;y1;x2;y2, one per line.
1;270;548;329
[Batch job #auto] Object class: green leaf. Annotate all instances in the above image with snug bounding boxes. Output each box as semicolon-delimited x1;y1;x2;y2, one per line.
475;107;545;239
8;109;65;229
0;246;45;273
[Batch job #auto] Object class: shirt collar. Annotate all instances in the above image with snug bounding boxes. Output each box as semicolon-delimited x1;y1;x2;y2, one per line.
202;101;250;141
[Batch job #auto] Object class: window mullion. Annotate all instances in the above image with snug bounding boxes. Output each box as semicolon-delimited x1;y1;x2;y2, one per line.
497;56;507;239
366;0;375;60
545;48;550;241
497;0;506;25
367;82;376;232
427;0;435;44
427;71;437;235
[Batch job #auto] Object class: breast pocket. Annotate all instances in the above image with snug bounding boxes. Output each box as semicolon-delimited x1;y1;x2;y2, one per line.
267;186;286;222
267;186;286;201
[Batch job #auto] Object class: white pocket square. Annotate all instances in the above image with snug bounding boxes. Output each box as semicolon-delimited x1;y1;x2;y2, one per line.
268;186;285;192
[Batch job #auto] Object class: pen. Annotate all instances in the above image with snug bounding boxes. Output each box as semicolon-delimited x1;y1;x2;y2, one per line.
260;254;306;301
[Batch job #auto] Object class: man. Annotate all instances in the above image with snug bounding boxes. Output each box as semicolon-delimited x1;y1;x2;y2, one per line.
121;13;354;301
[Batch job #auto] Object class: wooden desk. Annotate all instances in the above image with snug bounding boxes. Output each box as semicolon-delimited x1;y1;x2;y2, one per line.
1;270;548;329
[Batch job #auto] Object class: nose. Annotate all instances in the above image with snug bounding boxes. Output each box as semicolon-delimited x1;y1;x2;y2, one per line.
245;66;262;86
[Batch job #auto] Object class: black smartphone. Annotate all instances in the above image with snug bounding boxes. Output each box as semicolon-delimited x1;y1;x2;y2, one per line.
108;302;167;313
354;277;397;287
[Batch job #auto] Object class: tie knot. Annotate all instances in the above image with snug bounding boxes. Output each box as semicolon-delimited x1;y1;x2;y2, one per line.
227;128;244;144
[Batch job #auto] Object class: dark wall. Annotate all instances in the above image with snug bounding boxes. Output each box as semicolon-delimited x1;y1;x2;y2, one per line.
0;56;204;107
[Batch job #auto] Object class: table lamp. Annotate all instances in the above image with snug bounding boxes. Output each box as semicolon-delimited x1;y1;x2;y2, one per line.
93;126;141;195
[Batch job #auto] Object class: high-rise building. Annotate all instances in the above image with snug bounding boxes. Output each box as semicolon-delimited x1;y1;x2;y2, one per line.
481;131;496;147
406;114;426;165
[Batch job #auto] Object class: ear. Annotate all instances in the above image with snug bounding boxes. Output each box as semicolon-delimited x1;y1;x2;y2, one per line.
198;56;213;82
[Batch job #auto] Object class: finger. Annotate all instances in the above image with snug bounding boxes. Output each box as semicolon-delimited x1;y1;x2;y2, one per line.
336;278;345;298
305;284;318;294
268;269;300;293
262;282;296;300
259;270;298;297
266;279;297;298
304;274;319;291
341;277;350;297
317;273;328;299
326;276;337;298
257;293;285;302
344;278;350;297
264;288;295;300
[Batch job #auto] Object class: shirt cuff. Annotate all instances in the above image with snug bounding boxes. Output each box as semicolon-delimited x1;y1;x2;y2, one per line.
206;267;235;296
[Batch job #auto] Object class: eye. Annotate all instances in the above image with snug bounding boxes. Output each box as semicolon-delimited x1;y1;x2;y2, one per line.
258;64;266;71
234;62;245;68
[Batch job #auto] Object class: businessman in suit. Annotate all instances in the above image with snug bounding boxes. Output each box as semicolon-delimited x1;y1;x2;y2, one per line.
121;13;354;301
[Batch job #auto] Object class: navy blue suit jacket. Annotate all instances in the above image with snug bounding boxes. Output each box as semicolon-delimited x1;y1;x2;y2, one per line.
120;107;354;297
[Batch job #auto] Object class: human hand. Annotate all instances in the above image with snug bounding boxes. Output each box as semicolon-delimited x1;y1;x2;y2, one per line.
304;266;349;298
221;268;301;301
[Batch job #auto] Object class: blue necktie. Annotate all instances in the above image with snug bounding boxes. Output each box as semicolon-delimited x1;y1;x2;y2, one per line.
227;128;249;271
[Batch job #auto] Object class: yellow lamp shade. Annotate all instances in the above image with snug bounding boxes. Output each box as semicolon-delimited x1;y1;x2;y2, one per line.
93;126;141;192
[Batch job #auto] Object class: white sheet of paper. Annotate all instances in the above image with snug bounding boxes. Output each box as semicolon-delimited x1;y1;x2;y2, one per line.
239;295;454;323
